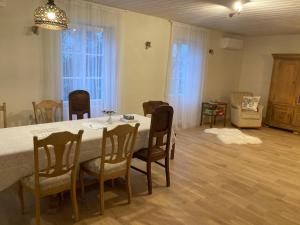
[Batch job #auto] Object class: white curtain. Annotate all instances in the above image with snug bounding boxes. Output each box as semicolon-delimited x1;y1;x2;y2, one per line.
43;0;121;119
166;22;208;129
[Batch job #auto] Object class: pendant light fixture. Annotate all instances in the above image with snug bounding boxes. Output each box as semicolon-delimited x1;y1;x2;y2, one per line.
34;0;68;30
229;0;250;18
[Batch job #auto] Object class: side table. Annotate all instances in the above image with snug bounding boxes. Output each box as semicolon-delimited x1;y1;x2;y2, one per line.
200;102;228;128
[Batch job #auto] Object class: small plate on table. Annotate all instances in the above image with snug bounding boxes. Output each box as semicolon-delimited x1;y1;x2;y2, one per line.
82;122;107;130
120;115;138;123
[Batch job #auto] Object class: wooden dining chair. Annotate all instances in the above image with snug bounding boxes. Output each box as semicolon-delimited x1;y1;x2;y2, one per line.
32;100;63;124
79;123;140;215
18;130;84;225
132;105;173;195
68;90;91;120
143;101;169;117
0;102;7;128
142;101;176;160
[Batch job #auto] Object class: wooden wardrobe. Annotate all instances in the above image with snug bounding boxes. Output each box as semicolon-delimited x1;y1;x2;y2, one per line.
266;54;300;132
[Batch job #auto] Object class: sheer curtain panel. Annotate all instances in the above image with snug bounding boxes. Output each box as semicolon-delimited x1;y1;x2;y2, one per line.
44;0;121;119
166;22;208;129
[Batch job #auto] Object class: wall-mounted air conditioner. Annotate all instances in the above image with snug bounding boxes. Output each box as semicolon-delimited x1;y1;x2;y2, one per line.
0;0;7;7
220;38;244;50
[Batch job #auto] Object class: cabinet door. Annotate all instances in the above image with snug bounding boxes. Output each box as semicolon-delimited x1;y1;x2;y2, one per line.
270;105;292;126
292;109;300;126
294;65;300;106
269;59;300;105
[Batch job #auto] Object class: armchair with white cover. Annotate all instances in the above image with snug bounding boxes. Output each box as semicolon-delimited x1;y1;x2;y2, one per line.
230;92;264;128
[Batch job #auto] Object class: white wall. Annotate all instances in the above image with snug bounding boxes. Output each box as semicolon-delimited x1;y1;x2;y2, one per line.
0;0;43;126
118;11;170;115
0;0;244;126
203;30;244;103
239;35;300;113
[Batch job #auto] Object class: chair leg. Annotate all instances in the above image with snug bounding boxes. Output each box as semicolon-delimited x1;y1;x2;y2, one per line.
18;181;25;214
170;143;175;160
126;172;132;204
35;193;41;225
146;162;152;195
165;156;170;187
79;169;85;198
111;179;115;188
71;181;79;222
99;180;104;215
58;192;65;207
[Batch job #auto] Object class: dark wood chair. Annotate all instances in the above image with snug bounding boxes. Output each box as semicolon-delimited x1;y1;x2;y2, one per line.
68;90;91;120
132;105;174;195
142;101;176;159
143;101;169;116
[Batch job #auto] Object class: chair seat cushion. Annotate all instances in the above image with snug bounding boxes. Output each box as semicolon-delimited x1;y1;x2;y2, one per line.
81;157;127;175
21;171;72;192
133;147;166;161
241;110;261;119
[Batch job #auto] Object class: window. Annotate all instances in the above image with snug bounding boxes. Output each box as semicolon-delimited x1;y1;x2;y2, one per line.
45;1;119;119
170;42;189;96
61;27;104;101
166;23;207;129
60;25;118;118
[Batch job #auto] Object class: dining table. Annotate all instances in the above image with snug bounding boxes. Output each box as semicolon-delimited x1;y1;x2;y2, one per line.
0;114;152;192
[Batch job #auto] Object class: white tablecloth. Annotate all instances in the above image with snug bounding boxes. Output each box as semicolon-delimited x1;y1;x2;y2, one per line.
0;114;151;192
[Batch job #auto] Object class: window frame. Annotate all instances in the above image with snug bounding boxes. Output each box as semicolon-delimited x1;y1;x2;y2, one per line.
60;25;105;102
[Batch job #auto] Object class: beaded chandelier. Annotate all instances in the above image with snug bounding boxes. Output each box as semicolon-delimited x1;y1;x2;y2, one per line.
34;0;68;30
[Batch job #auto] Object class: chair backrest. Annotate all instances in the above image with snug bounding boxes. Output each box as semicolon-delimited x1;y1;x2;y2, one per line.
148;105;173;157
0;103;7;128
33;100;63;124
68;90;91;120
230;92;253;106
143;101;169;116
33;130;84;182
101;124;140;174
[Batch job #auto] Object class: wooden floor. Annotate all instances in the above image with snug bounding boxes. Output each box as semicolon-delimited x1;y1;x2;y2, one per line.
1;126;300;225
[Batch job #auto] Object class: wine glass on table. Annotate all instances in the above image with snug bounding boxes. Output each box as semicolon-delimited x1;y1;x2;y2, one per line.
102;110;116;124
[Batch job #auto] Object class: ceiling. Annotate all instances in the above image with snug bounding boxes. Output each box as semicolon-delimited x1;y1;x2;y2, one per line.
88;0;300;36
